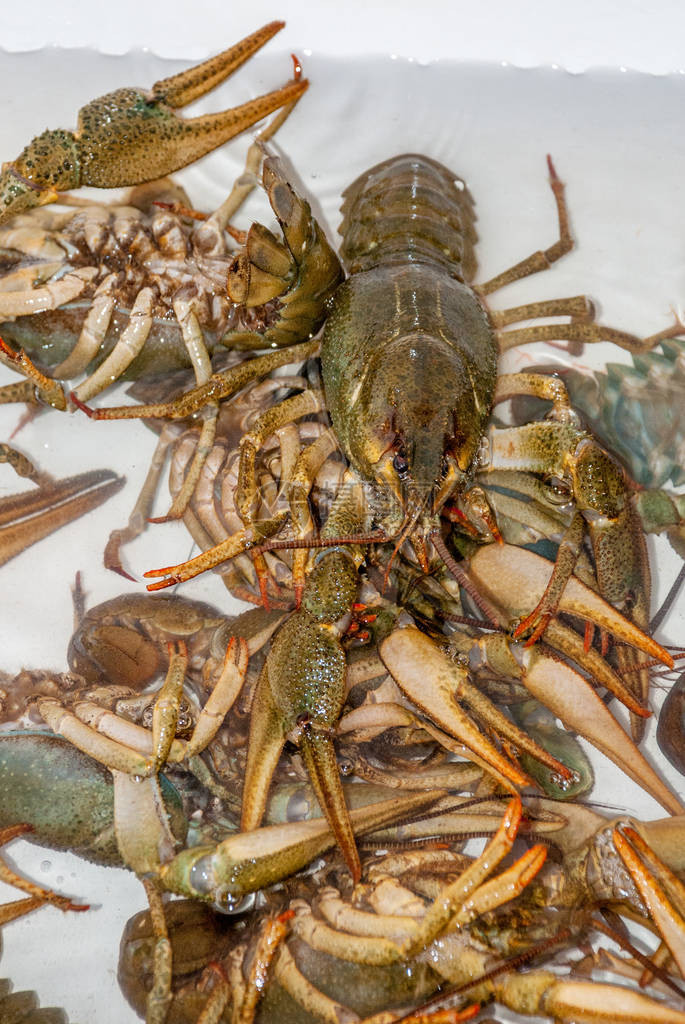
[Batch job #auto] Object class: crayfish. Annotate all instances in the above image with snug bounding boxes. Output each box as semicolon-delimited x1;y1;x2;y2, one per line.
1;33;685;1024
33;149;680;880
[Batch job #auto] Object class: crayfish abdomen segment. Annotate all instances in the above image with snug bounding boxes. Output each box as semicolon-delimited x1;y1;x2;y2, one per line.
339;153;478;280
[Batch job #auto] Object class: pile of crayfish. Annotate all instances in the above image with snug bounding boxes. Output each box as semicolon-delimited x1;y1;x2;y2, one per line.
1;22;685;1024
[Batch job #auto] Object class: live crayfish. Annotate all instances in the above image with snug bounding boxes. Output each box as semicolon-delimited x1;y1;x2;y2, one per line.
7;700;685;1024
4;142;685;869
111;793;685;1024
0;582;683;1023
111;366;682;813
3;615;685;1024
29;148;680;875
1;37;683;1024
157;800;685;1024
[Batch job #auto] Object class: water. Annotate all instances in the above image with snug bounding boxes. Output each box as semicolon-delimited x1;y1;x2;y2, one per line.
0;46;684;1023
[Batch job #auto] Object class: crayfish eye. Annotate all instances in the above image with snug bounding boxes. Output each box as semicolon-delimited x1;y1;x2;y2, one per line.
393;450;409;477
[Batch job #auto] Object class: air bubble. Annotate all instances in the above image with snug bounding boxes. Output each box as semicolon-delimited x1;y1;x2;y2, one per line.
474;436;491;469
189;855;214;896
213;888;256;915
550;768;581;792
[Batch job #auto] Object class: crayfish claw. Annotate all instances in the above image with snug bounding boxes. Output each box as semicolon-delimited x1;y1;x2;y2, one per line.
150;22;287;109
0;467;125;569
224;155;344;349
0;23;307;224
613;825;685;979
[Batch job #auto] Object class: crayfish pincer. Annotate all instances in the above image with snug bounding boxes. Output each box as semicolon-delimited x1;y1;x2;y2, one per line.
0;22;306;223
